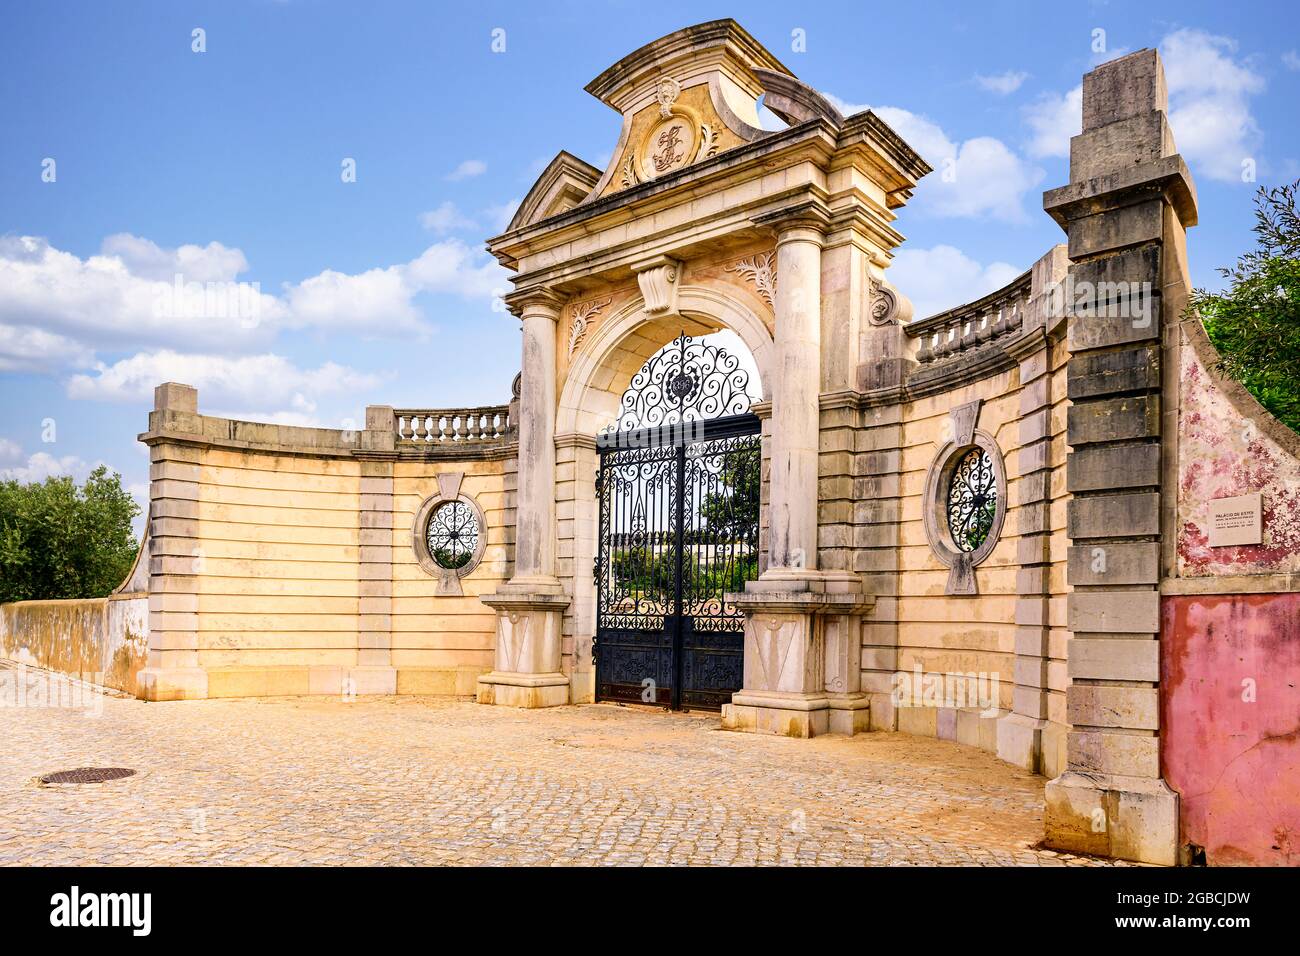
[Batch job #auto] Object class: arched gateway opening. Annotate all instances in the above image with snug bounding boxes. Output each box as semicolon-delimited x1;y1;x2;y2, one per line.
593;331;762;710
554;291;772;711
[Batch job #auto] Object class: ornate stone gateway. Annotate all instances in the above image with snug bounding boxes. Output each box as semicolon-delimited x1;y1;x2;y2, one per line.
593;334;760;710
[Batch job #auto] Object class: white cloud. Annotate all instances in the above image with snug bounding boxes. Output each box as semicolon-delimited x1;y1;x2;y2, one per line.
484;199;521;232
1024;85;1082;159
283;263;424;332
0;234;510;369
1284;50;1300;72
826;95;1043;222
1024;30;1266;183
445;159;487;181
975;71;1029;95
99;233;248;282
66;351;385;417
0;450;91;484
0;323;95;373
887;244;1022;321
419;201;477;234
0;438;22;464
0;235;285;356
403;239;506;299
1162;28;1266;182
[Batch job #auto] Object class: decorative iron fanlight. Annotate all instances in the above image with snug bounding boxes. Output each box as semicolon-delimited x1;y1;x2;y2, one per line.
604;332;752;434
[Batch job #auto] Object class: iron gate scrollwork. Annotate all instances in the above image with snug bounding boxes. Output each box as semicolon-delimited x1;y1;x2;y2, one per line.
594;333;761;711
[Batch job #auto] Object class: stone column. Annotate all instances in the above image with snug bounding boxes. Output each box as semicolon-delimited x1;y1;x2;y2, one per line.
997;246;1068;772
349;405;399;695
763;208;825;578
1041;49;1196;866
138;383;208;700
478;289;571;708
724;204;873;737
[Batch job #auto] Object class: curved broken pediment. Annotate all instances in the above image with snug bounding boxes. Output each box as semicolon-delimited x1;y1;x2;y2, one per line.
753;69;844;128
581;19;793;201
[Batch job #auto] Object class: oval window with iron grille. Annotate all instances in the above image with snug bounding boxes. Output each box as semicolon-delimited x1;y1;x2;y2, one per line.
425;500;479;571
946;447;997;553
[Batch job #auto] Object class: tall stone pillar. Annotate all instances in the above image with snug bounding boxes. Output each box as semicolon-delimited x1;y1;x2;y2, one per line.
724;204;873;737
764;208;825;577
1041;49;1196;865
138;383;208;700
351;405;399;695
478;289;571;708
997;246;1068;772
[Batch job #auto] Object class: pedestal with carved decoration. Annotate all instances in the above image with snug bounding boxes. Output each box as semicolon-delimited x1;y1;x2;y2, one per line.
476;590;571;708
721;574;874;737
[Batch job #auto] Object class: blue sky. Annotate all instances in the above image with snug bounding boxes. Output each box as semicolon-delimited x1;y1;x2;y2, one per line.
2;0;1297;528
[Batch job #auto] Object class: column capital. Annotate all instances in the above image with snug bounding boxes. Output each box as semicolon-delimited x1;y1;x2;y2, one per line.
754;200;832;245
504;286;566;320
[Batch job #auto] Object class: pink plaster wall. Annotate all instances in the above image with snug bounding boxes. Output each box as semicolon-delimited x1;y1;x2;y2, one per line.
1177;343;1300;576
1162;593;1300;866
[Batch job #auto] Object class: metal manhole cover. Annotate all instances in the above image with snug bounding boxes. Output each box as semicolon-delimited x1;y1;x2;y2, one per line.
39;767;136;785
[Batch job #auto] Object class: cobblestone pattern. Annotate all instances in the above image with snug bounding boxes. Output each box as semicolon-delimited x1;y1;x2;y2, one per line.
0;671;1130;866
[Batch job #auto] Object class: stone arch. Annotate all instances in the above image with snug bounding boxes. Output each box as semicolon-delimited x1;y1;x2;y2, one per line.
553;285;773;703
557;285;774;439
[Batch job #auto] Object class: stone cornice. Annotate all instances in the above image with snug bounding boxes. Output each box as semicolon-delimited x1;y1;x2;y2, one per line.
753;197;833;238
1044;153;1197;229
503;287;566;319
487;118;840;268
583;19;793;109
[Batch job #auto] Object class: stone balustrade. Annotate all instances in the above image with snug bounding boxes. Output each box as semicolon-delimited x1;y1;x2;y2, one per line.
394;406;514;444
907;271;1030;365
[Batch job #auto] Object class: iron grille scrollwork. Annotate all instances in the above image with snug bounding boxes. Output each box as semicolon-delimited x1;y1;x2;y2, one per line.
425;500;479;570
946;447;997;553
603;332;752;437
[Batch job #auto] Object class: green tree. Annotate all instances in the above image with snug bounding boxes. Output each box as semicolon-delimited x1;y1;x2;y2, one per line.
697;450;760;545
1189;180;1300;433
0;466;141;604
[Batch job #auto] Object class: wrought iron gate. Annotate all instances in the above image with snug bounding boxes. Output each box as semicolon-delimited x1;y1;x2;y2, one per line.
593;333;761;711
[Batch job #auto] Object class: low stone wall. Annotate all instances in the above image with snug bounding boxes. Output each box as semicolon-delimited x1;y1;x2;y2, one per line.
0;594;149;695
138;382;516;700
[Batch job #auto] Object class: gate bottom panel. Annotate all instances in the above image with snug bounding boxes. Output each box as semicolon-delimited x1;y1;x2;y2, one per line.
596;627;673;706
679;620;744;711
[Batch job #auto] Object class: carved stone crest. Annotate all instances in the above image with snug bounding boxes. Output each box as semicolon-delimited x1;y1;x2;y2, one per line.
567;297;612;355
869;277;899;326
655;75;682;117
727;252;777;308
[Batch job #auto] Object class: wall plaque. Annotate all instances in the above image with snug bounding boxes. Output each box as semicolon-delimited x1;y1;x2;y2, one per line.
1208;492;1263;547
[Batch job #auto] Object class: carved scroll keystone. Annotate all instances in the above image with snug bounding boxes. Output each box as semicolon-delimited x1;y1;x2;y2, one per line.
633;255;682;317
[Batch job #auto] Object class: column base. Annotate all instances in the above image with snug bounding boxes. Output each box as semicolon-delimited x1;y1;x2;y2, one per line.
827;693;871;735
720;692;869;738
722;691;829;738
137;667;208;701
996;712;1046;772
478;587;571;709
476;671;570;708
723;579;874;739
1044;771;1179;866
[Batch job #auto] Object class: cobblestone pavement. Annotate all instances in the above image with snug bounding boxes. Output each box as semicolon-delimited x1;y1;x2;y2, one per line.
0;672;1127;866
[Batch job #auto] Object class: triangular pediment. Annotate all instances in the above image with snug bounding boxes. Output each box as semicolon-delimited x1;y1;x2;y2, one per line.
507;151;602;232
